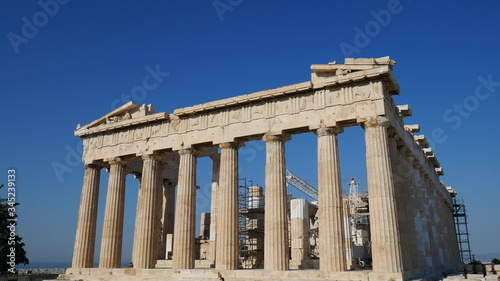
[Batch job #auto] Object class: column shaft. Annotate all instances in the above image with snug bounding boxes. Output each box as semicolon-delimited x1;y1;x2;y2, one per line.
402;153;419;271
290;199;309;263
426;181;441;269
209;154;220;264
364;116;403;273
160;181;176;260
153;163;165;261
388;138;413;271
263;133;289;271
316;127;346;272
416;170;433;269
216;143;240;270
130;174;142;266
173;149;197;269
99;160;128;268
132;154;162;268
72;164;101;268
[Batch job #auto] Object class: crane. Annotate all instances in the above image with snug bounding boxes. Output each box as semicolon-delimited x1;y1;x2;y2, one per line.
285;169;318;200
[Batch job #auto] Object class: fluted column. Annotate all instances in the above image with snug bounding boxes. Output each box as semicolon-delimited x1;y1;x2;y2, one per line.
401;150;419;271
132;153;163;269
263;133;290;271
72;164;102;268
159;179;176;260
209;154;220;264
173;149;197;269
425;179;440;270
99;158;128;268
388;137;413;272
363;116;403;273
416;169;433;269
130;173;142;266
153;163;165;261
316;126;346;272
216;142;241;270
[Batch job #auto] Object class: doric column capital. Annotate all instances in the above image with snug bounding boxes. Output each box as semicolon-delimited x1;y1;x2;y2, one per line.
106;157;131;166
315;126;343;137
219;140;245;150
84;163;103;170
177;148;198;156
141;153;165;162
363;115;391;129
262;132;291;143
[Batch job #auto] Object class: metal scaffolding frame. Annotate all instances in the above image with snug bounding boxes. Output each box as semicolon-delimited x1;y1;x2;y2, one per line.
453;196;472;264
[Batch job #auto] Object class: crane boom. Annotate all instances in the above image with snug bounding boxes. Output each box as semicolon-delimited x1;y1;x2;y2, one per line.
285;169;318;200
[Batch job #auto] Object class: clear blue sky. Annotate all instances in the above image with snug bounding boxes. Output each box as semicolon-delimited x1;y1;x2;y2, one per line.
1;1;499;266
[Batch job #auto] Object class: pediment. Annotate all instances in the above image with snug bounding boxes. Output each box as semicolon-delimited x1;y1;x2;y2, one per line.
75;101;168;136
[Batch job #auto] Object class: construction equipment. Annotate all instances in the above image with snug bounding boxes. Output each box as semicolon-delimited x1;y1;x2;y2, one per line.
453;196;473;264
285;169;318;200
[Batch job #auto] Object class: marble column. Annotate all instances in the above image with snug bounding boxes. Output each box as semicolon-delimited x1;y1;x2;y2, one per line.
130;173;141;266
173;149;197;269
316;126;346;272
423;176;439;270
132;153;163;269
388;137;413;272
427;180;442;270
209;154;220;264
290;199;309;263
216;142;241;270
410;161;429;270
416;170;433;270
399;152;418;270
400;150;419;272
159;179;176;260
153;163;165;261
99;158;128;268
363;116;402;273
72;164;101;268
263;133;290;271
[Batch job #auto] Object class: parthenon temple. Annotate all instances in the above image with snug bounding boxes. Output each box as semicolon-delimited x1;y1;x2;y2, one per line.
61;57;463;281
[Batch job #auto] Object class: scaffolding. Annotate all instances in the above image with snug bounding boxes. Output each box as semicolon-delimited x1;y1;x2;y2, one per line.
453;196;472;264
346;178;371;268
238;179;264;268
239;178;250;259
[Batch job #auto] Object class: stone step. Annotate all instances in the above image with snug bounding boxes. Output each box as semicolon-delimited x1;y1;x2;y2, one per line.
156;259;213;269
